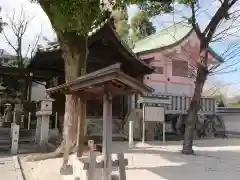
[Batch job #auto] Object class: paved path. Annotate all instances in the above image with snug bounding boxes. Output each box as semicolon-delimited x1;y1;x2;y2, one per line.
21;139;240;180
0;154;23;180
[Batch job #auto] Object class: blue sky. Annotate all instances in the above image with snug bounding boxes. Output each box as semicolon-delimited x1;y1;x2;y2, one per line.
128;1;240;97
1;0;240;97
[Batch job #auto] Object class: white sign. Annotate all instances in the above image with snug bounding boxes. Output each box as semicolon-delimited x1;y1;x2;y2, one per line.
144;106;165;122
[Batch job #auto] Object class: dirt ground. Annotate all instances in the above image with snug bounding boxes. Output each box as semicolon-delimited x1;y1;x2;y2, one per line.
20;138;240;180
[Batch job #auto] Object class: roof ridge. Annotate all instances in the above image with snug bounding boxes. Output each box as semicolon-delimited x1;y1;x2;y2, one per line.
134;20;192;45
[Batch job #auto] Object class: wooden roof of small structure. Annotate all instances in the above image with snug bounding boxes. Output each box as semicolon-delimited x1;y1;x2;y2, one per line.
28;18;152;79
46;63;154;99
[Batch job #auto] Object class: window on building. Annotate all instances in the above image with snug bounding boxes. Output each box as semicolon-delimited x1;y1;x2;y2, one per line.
153;66;164;74
172;60;188;77
142;57;154;64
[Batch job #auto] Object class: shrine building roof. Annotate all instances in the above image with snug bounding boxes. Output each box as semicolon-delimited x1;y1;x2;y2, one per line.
28;18;152;79
133;21;224;63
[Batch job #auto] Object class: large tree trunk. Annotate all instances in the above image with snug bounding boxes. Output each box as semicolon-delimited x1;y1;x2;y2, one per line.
182;56;208;155
24;34;88;165
59;34;88;167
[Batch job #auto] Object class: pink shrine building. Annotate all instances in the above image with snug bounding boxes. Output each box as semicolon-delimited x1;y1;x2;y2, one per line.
133;22;223;96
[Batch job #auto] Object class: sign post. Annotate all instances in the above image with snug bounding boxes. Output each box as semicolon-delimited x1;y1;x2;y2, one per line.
137;95;171;144
142;104;146;144
143;106;165;143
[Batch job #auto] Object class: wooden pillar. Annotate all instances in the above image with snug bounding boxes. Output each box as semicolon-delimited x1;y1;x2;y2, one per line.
142;104;145;144
102;92;112;180
24;75;29;101
28;72;33;102
77;98;86;157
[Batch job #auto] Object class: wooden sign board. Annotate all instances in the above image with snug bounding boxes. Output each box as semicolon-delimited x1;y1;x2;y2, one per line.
144;106;165;122
138;97;171;105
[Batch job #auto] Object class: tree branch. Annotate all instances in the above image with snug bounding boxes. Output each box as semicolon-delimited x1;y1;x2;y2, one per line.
3;31;18;53
205;0;238;43
190;2;202;39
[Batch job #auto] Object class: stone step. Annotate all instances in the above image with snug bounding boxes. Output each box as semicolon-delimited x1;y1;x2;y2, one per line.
0;122;11;128
0;127;12;152
0;145;10;151
0;136;11;141
0;138;11;152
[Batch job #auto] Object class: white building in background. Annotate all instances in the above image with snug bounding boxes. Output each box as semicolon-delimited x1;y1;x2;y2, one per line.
0;49;17;66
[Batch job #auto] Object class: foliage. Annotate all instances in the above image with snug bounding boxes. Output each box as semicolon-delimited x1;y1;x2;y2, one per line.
112;7;130;43
131;11;156;42
35;0;112;36
214;93;226;107
137;0;198;16
138;0;173;16
217;100;225;107
0;7;7;33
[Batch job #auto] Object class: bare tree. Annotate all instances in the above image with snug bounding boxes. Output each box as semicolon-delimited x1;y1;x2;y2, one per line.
150;0;240;154
3;6;41;68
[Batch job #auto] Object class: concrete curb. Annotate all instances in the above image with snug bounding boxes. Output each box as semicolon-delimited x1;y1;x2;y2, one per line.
13;156;25;180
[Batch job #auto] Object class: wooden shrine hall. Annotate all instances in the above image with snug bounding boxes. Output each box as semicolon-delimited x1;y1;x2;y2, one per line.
28;18;153;126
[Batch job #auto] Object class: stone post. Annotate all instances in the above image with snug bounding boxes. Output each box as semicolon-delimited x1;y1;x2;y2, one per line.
35;97;54;150
128;120;134;148
11;123;20;155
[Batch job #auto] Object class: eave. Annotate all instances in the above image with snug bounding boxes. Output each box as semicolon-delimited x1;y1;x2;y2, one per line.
135;23;224;64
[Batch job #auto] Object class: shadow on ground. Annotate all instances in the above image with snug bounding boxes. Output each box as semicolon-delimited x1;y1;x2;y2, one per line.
110;139;240;180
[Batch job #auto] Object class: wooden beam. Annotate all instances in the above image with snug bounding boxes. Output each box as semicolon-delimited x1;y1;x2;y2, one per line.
77;98;86;157
28;73;33;102
102;92;112;180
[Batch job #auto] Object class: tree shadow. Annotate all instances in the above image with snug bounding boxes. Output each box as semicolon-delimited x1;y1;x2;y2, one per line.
111;140;240;180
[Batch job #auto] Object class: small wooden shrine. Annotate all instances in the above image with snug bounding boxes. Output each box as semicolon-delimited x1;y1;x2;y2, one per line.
46;63;153;180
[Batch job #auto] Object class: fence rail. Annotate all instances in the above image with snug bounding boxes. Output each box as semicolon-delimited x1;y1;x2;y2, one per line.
216;107;240;114
142;94;216;115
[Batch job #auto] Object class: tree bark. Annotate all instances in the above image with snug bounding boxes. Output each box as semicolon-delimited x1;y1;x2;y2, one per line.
25;34;88;165
59;33;88;167
182;56;208;155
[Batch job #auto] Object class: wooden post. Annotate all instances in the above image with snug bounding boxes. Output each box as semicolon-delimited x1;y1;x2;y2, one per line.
55;112;58;129
13;112;16;123
28;112;31;130
24;75;29;101
142;104;145;144
77;98;86;157
28;72;33;102
102;93;112;180
87;140;97;180
117;153;126;180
